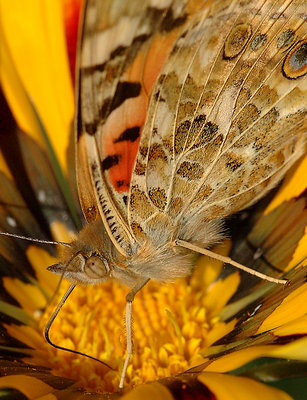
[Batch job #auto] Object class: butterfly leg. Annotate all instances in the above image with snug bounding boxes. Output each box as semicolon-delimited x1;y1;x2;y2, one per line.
174;239;287;284
119;277;150;391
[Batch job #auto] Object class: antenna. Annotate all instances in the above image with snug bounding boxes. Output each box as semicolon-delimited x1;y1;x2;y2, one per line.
0;231;71;247
45;283;113;370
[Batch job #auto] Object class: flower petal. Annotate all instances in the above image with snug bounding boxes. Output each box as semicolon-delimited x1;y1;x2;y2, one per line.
198;372;292;400
268;337;307;361
122;382;173;400
203;345;277;373
258;283;307;333
0;375;56;398
265;157;307;214
0;0;74;170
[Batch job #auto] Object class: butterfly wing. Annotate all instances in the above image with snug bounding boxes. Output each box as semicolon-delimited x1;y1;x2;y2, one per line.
128;0;307;243
76;0;193;254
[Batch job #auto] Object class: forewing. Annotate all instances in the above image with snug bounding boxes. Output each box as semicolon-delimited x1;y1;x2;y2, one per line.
77;0;192;254
128;0;307;242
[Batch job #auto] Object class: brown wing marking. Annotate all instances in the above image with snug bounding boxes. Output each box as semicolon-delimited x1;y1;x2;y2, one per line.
76;134;100;223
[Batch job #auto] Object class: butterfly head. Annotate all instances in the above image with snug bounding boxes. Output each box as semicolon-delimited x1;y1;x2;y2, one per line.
48;250;111;284
47;222;116;285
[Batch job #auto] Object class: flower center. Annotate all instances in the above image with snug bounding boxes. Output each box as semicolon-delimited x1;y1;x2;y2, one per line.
41;256;227;393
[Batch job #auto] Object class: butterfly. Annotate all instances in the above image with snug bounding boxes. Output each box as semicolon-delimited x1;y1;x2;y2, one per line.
46;0;307;389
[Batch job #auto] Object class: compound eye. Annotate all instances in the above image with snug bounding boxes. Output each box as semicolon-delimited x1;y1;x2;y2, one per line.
84;254;110;280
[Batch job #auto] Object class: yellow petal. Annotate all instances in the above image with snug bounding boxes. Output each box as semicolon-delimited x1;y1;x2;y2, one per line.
258;283;307;333
3;277;46;312
0;25;43;148
286;226;307;271
198;372;292;400
0;151;13;179
204;319;237;347
0;0;74;171
0;375;55;398
4;324;43;352
203;345;277;372
203;271;240;317
268;337;307;360
50;220;76;243
122;382;173;400
265;157;307;214
273;315;307;336
26;246;60;294
193;240;232;289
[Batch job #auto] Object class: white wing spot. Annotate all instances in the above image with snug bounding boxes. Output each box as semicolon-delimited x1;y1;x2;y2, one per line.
38;190;46;203
6;216;17;227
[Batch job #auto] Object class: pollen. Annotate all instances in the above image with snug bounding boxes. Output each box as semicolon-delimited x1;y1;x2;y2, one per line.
39;248;236;393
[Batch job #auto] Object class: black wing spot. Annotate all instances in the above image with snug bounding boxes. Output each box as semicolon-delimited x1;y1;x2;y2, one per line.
114;127;140;143
101;155;120;171
116;180;125;188
110;81;141;114
84;122;98;135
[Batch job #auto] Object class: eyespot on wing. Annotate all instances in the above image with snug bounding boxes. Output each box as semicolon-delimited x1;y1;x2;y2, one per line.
282;40;307;79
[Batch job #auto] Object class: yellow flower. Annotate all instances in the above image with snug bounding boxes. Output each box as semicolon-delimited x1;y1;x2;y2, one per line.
0;1;307;399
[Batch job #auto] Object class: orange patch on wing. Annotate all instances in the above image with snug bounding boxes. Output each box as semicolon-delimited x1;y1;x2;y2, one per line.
101;94;147;193
142;31;182;94
102;31;183;194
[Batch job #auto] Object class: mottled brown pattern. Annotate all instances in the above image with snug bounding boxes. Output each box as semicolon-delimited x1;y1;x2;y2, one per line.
212;134;224;146
252;86;279;111
225;153;244;172
177;101;199;123
148;143;168;161
250;33;267;51
182;74;204;102
234;87;252;114
139;146;149;158
149;187;167;210
79;0;307;262
71;1;307;389
277;29;295;48
159;71;180;110
135;160;146;175
177;161;204;180
190;185;214;207
204;205;226;219
223;23;252;59
169;197;184;218
175;120;191;154
131;221;147;242
130;186;155;219
190;119;218;149
268;151;286;170
199;79;223;110
227;104;260;145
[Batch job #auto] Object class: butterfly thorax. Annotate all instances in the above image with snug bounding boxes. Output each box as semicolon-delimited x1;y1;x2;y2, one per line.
48;214;227;287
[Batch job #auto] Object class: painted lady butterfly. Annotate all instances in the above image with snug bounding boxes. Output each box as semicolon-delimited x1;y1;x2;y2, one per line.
48;0;306;388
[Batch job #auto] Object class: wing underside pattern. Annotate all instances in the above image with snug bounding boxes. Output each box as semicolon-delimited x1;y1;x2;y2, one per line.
77;0;306;253
128;0;306;244
77;0;193;253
